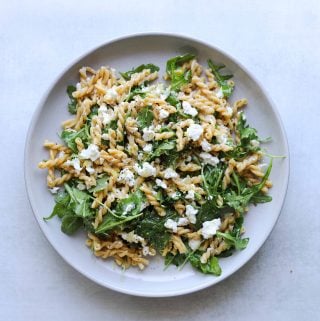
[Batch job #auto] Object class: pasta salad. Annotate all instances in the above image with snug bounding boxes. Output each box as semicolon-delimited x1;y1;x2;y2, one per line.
39;54;272;275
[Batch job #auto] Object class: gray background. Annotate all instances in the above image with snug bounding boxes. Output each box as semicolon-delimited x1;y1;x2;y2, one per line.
1;0;319;320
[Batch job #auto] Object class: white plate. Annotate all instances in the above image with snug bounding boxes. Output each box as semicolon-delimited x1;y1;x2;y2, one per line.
24;33;289;297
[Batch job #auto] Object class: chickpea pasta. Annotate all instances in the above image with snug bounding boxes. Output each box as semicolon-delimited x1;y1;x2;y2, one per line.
39;54;273;275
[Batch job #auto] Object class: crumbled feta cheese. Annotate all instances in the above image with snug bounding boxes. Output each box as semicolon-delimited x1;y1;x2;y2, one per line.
134;162;156;177
123;203;136;215
160;87;171;100
79;144;100;161
226;106;233;116
121;231;144;244
159;109;169;119
155;179;167;189
98;105;116;125
118;168;135;186
163;168;178;179
187;124;203;141
200;152;219;166
188;239;201;251
251;139;260;147
76;82;81;91
49;187;60;194
201;219;221;239
142;126;155;141
201;139;212;152
216;134;228;144
169;192;180;200
65;158;82;173
216;88;224;98
85;162;95;175
177;217;189;226
104;86;118;100
77;183;86;190
185;205;198;224
143;144;153;152
142;246;151;256
137;152;143;161
182;101;198;116
101;133;109;140
164;219;178;233
203;114;215;123
185;190;195;200
57;151;65;158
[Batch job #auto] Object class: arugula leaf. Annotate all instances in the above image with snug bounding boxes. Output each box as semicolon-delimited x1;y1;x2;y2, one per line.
164;253;186;268
151;140;176;158
136;106;154;129
89;176;108;193
135;209;179;253
166;54;195;91
95;190;145;234
188;252;222;276
201;163;225;198
44;191;73;221
208;59;234;98
67;85;77;114
60;125;91;153
61;215;83;235
120;64;159;80
125;85;146;102
86;104;99;123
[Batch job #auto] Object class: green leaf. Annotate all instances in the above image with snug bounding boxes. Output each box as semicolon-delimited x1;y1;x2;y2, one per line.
164;253;186;268
216;231;249;250
125;85;147;102
43;191;72;220
188;252;222;276
67;85;77;114
60;125;91;153
166;54;195;91
135;210;179;253
208;59;234;98
149;139;176;160
120;64;160;80
136;106;154;129
61;215;83;235
89;176;108;193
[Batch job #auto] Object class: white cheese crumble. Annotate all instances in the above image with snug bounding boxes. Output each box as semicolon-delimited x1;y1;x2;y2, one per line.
216;88;224;98
121;231;144;244
187;124;203;141
155;179;167;189
188;239;201;251
216;134;228;144
49;187;60;194
177;217;189;226
185;190;195;200
142;126;155;141
117;168;135;187
164;219;178;233
182;101;198;116
123;203;136;215
134;162;156;177
163;168;178;179
199;152;220;166
85;162;95;175
101;133;109;140
159;109;169;119
65;158;82;173
79;144;100;161
203;114;215;123
201;218;221;239
185;205;198;224
104;86;118;100
98;105;116;125
251;139;260;147
201;139;212;152
226;106;233;116
143;144;153;152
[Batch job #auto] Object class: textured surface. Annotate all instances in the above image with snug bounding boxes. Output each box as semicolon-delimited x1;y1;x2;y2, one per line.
1;0;319;319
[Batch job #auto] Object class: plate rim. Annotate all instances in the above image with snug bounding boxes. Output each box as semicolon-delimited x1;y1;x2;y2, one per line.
24;32;290;297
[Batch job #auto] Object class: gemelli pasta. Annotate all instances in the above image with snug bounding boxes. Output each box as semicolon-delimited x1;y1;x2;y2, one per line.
39;54;273;275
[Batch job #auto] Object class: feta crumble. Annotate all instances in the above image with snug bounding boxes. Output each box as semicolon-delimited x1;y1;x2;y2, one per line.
121;231;144;244
159;109;169;119
188;239;201;251
155;179;167;189
85;162;95;175
182;101;198;116
187;124;203;141
123;203;136;215
185;205;198;224
142;126;155;141
98;105;116;125
201;218;221;239
104;86;118;101
134;162;156;177
79;144;100;161
101;133;109;140
201;139;212;152
251;139;260;148
164;219;178;233
49;187;60;194
199;152;219;166
143;144;153;152
185;190;195;200
177;217;189;226
216;88;224;98
65;158;82;173
118;168;135;187
163;168;178;179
